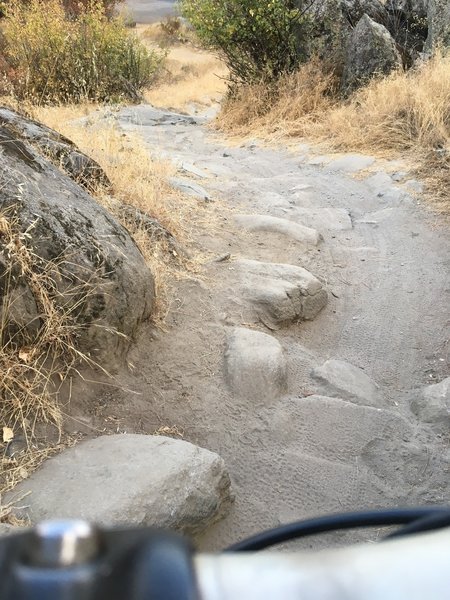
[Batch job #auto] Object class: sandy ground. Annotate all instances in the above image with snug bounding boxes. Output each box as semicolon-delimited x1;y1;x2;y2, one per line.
66;102;450;551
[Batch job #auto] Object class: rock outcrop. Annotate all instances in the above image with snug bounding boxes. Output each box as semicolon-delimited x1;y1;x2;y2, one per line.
341;14;402;93
0;107;109;189
426;0;450;51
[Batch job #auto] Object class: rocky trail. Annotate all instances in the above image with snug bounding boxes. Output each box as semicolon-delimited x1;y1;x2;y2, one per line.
9;103;448;548
81;103;447;550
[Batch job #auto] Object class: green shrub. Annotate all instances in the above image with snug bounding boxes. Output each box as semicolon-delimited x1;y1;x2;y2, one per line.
1;0;162;103
180;0;315;84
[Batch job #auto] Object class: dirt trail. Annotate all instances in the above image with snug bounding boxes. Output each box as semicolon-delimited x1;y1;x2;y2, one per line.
77;104;449;550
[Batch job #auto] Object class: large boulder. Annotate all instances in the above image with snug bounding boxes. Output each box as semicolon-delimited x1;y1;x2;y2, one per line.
306;0;389;71
5;435;233;535
426;0;450;50
0;124;154;364
341;14;403;93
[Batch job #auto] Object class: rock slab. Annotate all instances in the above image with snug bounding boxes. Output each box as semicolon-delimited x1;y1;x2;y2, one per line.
0;524;18;537
225;327;287;403
169;177;211;201
311;359;381;406
6;435;233;535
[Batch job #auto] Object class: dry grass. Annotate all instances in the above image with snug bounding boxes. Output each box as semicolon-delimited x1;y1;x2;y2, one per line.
32;103;204;321
137;24;228;112
0;209;96;509
217;59;337;140
317;54;450;154
153;424;184;438
314;53;450;212
0;99;207;508
217;52;450;212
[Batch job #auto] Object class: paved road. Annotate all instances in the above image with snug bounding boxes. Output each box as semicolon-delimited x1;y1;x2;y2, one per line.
125;0;177;23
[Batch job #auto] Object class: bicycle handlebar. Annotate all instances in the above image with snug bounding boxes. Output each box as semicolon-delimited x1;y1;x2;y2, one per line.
196;528;450;599
0;518;448;599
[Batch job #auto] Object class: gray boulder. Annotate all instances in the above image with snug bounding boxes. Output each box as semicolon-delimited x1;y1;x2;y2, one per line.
236;259;327;327
311;359;382;406
426;0;450;50
410;378;450;429
342;15;403;93
306;0;389;68
0;125;154;364
6;435;233;535
0;107;109;189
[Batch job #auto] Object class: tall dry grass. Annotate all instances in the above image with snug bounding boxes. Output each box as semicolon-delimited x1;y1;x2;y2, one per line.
316;53;450;154
216;58;337;139
316;53;450;211
0;208;96;505
32;104;203;320
217;53;450;211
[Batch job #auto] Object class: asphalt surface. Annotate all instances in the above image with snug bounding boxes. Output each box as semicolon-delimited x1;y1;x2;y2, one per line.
125;0;177;23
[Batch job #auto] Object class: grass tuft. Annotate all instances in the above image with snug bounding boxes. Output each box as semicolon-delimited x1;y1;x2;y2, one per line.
0;208;98;502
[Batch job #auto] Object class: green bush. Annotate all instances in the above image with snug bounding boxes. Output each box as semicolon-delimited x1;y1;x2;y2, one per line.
180;0;315;84
1;0;162;103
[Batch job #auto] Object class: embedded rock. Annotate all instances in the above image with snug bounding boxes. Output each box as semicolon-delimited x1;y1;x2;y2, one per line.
235;214;320;245
236;259;327;326
225;327;288;403
410;378;450;429
311;359;382;406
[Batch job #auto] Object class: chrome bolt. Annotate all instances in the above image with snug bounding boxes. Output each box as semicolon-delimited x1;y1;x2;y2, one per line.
28;520;100;568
